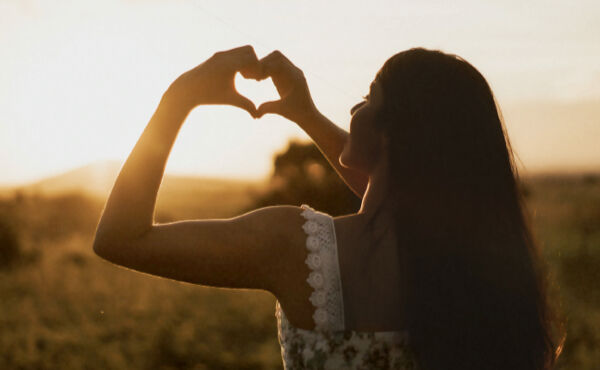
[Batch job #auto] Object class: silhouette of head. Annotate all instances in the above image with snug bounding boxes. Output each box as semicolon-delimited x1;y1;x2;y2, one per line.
339;80;388;176
341;47;516;190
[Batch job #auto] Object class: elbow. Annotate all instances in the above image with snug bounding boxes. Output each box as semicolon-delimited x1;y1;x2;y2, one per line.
92;223;129;260
92;228;121;261
93;221;114;258
93;229;145;263
93;221;151;257
92;235;112;260
92;223;151;262
93;236;127;265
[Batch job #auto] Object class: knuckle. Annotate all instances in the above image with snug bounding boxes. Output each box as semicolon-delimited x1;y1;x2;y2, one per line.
240;45;256;59
293;68;305;80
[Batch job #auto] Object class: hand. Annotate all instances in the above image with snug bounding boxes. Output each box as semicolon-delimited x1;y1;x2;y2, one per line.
165;45;262;118
256;50;320;124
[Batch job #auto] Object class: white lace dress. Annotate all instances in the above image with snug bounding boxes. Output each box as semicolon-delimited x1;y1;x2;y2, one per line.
275;204;419;370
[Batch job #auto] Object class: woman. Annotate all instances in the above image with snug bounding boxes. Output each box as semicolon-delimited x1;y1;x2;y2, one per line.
93;45;565;369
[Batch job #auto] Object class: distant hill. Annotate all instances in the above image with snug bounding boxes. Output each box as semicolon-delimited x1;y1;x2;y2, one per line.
0;160;270;219
0;160;123;199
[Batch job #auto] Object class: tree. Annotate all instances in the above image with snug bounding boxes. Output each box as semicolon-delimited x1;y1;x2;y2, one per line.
242;139;362;216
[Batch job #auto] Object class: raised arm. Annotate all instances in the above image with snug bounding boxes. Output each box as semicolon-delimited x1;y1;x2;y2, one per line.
297;111;368;199
92;46;308;293
254;50;369;199
94;45;263;245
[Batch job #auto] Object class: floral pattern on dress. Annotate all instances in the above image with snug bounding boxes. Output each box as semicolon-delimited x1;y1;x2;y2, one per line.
276;301;419;369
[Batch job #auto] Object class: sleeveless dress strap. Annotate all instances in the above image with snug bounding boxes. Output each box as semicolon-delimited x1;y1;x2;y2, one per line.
299;204;345;331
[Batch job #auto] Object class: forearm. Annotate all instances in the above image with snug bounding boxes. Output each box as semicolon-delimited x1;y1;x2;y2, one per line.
299;111;368;198
94;93;190;244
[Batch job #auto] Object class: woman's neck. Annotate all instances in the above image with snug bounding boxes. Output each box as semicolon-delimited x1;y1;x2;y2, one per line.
358;152;396;239
359;151;391;216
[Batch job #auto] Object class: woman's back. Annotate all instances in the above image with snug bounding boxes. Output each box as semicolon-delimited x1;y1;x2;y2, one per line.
336;208;407;332
274;204;418;369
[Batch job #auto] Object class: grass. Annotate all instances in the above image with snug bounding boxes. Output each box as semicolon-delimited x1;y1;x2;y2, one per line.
0;173;598;369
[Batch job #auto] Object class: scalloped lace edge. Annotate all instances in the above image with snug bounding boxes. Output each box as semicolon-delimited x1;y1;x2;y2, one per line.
300;204;345;331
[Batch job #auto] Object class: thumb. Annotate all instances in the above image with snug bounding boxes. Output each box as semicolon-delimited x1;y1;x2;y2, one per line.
230;93;258;118
257;100;283;118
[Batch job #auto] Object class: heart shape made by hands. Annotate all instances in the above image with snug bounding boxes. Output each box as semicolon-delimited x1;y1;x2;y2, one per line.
234;72;281;114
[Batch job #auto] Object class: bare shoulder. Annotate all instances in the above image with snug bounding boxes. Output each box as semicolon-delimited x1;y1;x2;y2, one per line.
235;205;308;246
233;204;305;227
237;204;312;293
231;204;309;275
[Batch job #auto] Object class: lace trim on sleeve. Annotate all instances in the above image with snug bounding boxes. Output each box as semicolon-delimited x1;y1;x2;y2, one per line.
300;204;345;332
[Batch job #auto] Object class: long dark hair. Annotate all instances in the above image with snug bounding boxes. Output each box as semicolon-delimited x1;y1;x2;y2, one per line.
364;48;565;370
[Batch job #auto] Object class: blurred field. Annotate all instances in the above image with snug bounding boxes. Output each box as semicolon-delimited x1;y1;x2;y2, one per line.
0;171;598;369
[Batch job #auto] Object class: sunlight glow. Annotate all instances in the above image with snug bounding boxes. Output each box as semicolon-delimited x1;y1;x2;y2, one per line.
1;0;599;185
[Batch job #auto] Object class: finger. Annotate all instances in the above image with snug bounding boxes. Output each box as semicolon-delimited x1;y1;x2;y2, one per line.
225;45;262;80
222;44;255;54
259;50;305;84
257;100;283;118
258;50;292;79
230;92;258;118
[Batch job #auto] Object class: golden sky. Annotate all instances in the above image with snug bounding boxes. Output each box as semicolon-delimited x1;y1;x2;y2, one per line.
1;0;599;185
